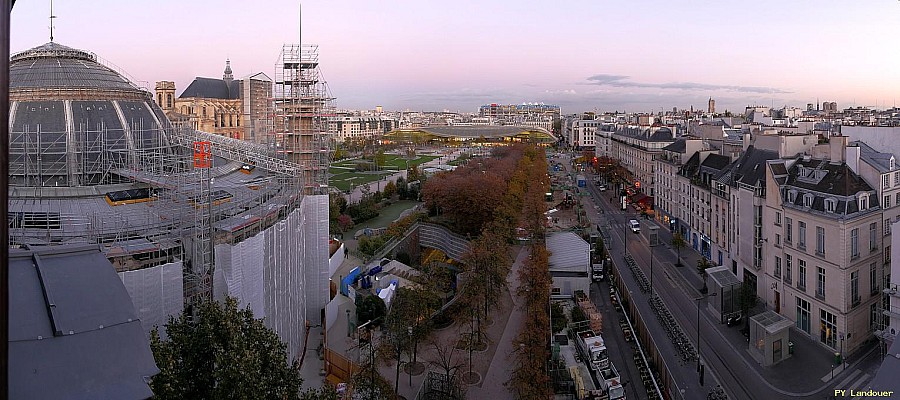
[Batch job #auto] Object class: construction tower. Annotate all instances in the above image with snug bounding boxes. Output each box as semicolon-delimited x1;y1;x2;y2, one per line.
273;44;334;195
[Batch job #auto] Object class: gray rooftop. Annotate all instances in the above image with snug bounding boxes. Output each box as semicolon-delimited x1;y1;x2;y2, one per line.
10;42;141;92
419;125;552;139
851;140;896;173
750;310;793;334
9;244;158;399
546;231;590;273
707;266;741;287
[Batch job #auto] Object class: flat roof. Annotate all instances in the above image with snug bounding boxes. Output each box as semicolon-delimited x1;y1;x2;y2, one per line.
9;245;158;399
750;310;793;334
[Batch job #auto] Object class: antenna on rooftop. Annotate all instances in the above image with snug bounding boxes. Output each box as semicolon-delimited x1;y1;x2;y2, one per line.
49;0;56;42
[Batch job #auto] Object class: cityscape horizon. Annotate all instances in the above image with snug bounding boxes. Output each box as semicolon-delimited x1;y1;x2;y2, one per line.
10;1;900;113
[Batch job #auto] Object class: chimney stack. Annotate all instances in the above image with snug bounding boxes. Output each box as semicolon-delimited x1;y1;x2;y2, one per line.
830;135;848;164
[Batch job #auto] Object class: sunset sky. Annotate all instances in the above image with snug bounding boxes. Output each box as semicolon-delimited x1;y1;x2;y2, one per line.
10;1;900;113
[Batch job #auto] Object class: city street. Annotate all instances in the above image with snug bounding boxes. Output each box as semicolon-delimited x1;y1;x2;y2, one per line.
576;165;882;400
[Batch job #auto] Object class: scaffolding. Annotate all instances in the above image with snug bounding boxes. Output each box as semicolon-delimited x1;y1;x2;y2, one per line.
273;44;334;195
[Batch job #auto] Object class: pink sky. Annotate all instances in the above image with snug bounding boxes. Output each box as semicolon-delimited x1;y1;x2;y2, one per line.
10;1;900;113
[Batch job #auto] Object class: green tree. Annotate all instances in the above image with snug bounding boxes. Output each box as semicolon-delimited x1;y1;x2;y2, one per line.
551;301;567;334
375;150;386;170
150;297;333;399
697;257;712;293
570;304;587;323
671;232;686;267
356;294;386;327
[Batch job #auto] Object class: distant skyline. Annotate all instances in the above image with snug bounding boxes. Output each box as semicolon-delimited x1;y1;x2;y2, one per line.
10;1;900;113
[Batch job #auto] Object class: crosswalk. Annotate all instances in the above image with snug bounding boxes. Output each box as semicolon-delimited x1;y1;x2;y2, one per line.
826;367;874;399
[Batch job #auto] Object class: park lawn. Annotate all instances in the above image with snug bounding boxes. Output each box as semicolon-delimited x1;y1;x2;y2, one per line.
353;200;421;232
329;171;393;192
327;154;440;192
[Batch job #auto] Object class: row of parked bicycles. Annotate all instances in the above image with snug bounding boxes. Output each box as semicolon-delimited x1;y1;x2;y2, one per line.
649;293;698;364
624;254;651;293
707;385;728;399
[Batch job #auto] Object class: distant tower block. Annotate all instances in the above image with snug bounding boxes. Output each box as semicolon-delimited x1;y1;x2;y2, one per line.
376;105;383;114
708;97;716;114
155;81;176;111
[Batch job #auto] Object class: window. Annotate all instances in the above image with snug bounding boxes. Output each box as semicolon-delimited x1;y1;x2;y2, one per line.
887;245;892;264
825;198;837;213
798;221;807;249
798;260;807;290
776;212;782;226
788;190;797;203
851;228;859;258
851;270;860;306
785;217;793;244
804;194;813;208
871;263;880;295
775;256;782;278
870;222;878;251
820;309;837;348
816;226;825;255
776;233;782;247
886;196;892;209
166;94;173;109
884;175;890;189
860;195;869;211
816;267;826;299
895;170;899;184
797;297;810;333
888;219;893;236
785;255;793;285
896;193;900;207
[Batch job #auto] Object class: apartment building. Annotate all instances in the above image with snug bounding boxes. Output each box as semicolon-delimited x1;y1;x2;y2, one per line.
763;139;882;355
655;138;707;230
610;126;676;197
326;115;396;143
594;124;615;159
679;151;732;263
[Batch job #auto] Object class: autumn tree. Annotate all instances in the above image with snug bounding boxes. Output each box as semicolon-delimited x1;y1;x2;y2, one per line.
383;180;397;198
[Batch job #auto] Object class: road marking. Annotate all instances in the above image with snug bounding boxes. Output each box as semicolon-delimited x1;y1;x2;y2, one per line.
828;367;859;386
846;373;871;399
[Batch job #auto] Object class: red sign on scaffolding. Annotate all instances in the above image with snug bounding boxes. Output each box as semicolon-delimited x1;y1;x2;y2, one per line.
193;141;212;168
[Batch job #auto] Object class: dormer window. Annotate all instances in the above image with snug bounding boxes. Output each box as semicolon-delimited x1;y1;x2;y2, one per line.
825;198;837;213
860;194;869;211
803;194;814;208
787;189;798;203
891;157;896;170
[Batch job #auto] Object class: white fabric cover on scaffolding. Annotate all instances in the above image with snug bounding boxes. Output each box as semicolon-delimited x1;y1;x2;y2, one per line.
214;233;266;318
118;261;185;335
213;194;329;360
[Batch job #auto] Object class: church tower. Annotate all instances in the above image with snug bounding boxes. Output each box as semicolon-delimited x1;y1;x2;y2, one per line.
223;59;234;82
708;97;716;114
154;81;176;112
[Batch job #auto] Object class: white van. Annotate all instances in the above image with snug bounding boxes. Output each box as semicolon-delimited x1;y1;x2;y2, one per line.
629;220;641;233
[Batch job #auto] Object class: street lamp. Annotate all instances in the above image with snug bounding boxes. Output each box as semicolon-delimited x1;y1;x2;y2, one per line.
696;292;718;378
